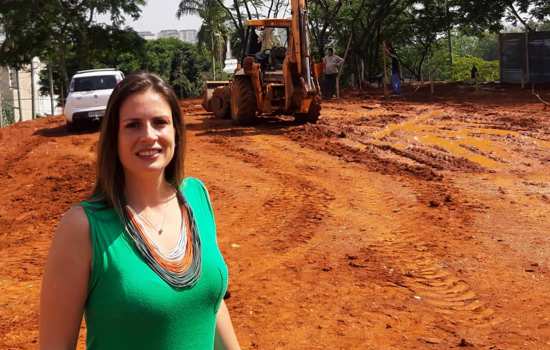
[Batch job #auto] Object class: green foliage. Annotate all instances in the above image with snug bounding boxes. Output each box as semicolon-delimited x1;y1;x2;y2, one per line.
1;0;145;106
86;26;147;72
36;35;211;99
539;21;550;31
144;38;210;98
451;56;499;82
4;0;550;102
1;99;16;127
452;32;498;61
0;0;145;67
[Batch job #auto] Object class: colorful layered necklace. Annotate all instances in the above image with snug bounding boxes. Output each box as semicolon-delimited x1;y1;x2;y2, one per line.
122;191;202;289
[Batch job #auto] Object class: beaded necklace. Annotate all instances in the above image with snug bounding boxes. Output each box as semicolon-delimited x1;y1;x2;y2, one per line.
126;205;188;260
122;190;201;289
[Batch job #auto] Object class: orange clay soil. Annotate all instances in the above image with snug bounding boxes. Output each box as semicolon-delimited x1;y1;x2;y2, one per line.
1;83;549;349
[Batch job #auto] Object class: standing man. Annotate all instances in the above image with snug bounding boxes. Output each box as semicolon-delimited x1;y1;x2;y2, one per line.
323;48;344;99
471;64;479;82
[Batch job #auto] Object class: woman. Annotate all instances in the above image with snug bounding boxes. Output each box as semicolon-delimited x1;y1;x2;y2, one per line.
39;72;241;349
385;42;401;95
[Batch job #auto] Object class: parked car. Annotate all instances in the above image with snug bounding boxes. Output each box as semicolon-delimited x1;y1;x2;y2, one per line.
64;68;124;130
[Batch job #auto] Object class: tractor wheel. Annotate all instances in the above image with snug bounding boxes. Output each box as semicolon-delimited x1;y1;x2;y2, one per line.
230;77;257;125
211;86;230;119
295;96;321;124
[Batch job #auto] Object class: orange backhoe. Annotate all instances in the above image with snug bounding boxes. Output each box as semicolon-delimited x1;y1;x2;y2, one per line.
202;0;321;124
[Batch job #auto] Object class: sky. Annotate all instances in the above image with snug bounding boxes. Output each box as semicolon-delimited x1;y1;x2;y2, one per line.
97;0;203;33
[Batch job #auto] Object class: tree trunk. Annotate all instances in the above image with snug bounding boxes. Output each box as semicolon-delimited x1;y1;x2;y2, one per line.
336;32;353;98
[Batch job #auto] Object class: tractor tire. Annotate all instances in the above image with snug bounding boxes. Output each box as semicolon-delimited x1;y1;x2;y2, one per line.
295;96;321;124
211;86;230;119
230;77;257;125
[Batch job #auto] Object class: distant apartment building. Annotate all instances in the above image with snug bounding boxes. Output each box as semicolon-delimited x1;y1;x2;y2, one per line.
137;31;156;40
179;30;198;44
155;29;198;44
158;29;180;40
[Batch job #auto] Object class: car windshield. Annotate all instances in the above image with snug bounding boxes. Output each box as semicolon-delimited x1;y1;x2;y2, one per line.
71;75;117;92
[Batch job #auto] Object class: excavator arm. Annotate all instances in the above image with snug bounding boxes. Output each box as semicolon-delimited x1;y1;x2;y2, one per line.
291;0;315;94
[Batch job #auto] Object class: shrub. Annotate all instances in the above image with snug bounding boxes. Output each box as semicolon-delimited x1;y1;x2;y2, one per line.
451;55;499;82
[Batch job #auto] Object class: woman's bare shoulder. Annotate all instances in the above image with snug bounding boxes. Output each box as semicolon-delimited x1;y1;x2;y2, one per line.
54;205;91;249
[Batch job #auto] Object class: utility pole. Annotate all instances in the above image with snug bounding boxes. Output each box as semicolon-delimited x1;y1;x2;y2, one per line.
15;70;22;122
211;32;216;80
30;58;36;119
48;63;55;115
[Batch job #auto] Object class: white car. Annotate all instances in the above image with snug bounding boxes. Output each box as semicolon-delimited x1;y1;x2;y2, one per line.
64;68;124;130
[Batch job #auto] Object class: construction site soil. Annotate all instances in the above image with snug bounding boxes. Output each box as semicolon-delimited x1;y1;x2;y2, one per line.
1;83;549;349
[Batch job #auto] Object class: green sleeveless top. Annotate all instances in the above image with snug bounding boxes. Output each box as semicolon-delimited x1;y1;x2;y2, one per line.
80;178;228;350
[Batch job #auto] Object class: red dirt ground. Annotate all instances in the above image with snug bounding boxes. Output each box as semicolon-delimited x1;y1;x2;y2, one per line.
1;83;549;349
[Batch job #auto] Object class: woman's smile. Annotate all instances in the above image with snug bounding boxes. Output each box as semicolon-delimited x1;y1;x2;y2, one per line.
136;147;162;159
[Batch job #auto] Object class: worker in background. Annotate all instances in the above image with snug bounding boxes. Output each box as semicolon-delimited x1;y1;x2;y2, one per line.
322;48;344;99
248;28;262;55
260;27;276;51
254;27;273;68
471;64;479;82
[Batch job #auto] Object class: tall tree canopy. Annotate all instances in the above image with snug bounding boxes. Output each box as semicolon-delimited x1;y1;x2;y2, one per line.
0;0;144;89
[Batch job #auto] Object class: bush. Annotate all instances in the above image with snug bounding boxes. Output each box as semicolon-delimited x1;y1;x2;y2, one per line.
451;55;499;82
1;99;16;126
144;38;210;98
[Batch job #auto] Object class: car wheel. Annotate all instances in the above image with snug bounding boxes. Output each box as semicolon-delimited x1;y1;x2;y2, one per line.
66;121;77;132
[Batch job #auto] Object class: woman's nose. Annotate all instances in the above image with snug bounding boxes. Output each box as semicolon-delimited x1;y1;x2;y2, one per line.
140;121;157;141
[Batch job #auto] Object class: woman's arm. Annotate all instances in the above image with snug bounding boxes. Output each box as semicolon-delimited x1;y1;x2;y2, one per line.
214;300;241;350
39;206;91;350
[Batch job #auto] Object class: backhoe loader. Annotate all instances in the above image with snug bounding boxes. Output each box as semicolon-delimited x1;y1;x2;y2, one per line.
202;0;321;124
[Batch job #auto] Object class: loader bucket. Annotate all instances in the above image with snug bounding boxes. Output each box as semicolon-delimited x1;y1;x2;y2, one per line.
202;80;230;112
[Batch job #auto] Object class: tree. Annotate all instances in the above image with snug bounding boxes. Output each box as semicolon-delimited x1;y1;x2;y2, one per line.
1;0;145;102
308;0;346;59
144;38;210;98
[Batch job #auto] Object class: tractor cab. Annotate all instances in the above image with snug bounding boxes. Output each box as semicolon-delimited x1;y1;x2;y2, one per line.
242;19;291;85
244;22;289;71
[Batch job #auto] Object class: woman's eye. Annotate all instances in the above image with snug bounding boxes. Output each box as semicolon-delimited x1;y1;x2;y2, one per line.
154;118;169;126
125;122;139;129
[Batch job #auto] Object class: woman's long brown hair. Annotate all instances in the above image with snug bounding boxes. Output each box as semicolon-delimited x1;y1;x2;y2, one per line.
91;72;186;215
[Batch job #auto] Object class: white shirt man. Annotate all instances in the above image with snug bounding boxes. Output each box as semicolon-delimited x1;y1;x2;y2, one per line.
322;48;344;98
323;49;344;75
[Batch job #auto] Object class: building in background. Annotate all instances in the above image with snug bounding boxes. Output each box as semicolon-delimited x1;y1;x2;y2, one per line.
143;29;197;44
500;31;550;84
179;29;198;44
0;58;61;124
137;31;157;40
158;29;180;40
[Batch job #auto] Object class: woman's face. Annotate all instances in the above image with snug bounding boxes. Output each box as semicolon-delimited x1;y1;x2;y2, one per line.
118;89;176;179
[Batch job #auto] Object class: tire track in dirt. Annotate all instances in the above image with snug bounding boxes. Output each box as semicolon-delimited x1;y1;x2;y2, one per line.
370;229;497;326
200;121;499;332
198;131;333;268
292;105;550;179
339;181;500;331
273;110;503;336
